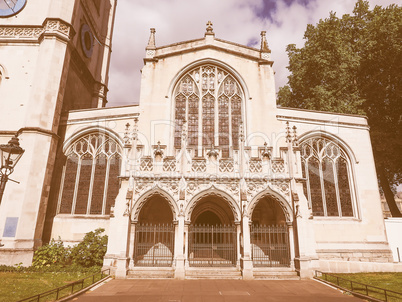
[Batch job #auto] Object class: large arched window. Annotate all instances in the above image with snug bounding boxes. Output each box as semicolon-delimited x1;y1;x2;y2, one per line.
300;137;355;217
57;133;122;215
173;65;243;158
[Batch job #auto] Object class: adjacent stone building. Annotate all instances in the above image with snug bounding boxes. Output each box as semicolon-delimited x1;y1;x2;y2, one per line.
0;1;399;279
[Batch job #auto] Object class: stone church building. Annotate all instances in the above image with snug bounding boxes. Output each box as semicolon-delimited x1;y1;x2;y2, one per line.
0;0;398;279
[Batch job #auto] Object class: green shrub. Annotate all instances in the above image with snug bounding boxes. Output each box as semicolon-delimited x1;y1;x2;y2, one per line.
32;238;70;269
70;228;108;267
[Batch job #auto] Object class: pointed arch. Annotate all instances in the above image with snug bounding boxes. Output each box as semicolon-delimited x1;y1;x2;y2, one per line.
298;130;358;164
298;131;358;218
168;59;250;100
63;126;124;153
57;126;123;216
170;59;248;155
131;186;178;222
247;189;293;223
185;186;241;223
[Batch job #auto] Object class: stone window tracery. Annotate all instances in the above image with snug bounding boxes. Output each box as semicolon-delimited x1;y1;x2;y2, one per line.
58;133;122;215
300;137;354;217
174;65;244;156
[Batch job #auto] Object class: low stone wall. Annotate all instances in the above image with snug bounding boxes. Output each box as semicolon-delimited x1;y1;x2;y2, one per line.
318;259;402;273
316;249;394;263
0;248;34;266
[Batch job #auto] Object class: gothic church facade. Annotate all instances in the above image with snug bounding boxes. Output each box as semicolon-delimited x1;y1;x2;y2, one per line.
0;1;397;279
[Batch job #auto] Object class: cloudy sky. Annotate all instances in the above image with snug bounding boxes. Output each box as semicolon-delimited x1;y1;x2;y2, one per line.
107;0;400;107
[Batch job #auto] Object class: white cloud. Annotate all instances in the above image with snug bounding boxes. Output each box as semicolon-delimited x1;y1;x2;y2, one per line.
107;0;401;106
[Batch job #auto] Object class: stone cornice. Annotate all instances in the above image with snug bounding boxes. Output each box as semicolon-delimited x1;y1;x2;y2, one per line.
152;44;273;66
0;18;75;44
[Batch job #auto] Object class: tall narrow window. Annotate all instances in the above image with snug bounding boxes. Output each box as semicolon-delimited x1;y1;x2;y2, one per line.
188;94;199;146
173;65;244;156
58;133;122;215
301;137;355;217
202;94;215;146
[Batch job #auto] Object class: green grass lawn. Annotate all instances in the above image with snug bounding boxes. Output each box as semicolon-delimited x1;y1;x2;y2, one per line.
319;272;402;302
0;271;102;302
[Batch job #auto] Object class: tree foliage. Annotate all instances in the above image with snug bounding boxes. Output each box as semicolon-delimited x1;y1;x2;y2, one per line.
32;238;69;269
70;228;108;267
278;0;402;216
31;228;108;269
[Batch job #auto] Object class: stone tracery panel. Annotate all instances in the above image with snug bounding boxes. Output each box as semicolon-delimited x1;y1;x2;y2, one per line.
173;64;244;155
58;133;122;215
300;137;355;217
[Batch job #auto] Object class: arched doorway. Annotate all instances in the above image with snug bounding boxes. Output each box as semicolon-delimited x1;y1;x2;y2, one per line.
133;195;175;267
188;196;237;267
250;197;290;267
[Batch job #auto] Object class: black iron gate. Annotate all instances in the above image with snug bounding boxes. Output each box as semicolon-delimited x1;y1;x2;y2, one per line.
251;224;290;267
188;224;237;267
134;223;174;267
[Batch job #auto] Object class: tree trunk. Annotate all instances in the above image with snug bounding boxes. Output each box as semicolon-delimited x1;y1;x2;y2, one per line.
378;166;402;217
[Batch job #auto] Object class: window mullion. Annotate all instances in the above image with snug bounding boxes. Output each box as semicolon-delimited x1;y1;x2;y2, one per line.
214;67;219;147
319;157;327;216
102;156;111;215
86;155;97;215
305;158;312;210
333;158;342;217
197;67;203;156
56;163;67;215
71;156;82;215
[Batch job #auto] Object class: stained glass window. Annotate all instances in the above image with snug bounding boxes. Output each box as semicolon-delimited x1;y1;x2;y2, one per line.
188;95;199;146
300;137;355;217
173;65;243;156
58;133;122;215
219;95;229;157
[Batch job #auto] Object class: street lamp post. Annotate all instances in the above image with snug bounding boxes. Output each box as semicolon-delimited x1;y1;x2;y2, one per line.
0;134;25;205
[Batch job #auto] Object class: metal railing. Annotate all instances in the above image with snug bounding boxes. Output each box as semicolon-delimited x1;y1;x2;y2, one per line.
188;224;237;267
251;224;290;267
134;223;175;267
315;271;402;302
17;269;110;302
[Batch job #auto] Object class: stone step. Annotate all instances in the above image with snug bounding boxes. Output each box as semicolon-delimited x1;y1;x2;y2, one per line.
253;268;300;280
185;267;242;280
127;267;175;279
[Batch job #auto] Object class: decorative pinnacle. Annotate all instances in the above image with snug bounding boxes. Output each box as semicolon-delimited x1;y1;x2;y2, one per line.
146;28;156;50
207;144;219;158
205;21;214;36
239;121;245;143
292;126;299;147
260;31;271;53
261;141;271;159
124;123;131;145
285;121;292;143
154;141;164;157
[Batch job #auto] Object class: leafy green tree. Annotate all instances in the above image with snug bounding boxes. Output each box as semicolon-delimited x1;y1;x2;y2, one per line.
278;0;402;216
70;228;108;267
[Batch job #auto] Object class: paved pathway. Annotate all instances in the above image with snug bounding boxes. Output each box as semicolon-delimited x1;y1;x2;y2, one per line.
71;279;362;302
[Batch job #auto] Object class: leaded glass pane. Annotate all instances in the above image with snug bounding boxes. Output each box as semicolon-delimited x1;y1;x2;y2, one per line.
231;95;241;149
338;157;353;216
309;157;324;216
301;160;308;202
59;154;78;214
219;95;229;157
174;94;186;148
75;154;93;214
202;94;215;146
90;154;107;214
322;158;338;216
188;94;199;146
106;154;121;215
173;64;243;153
